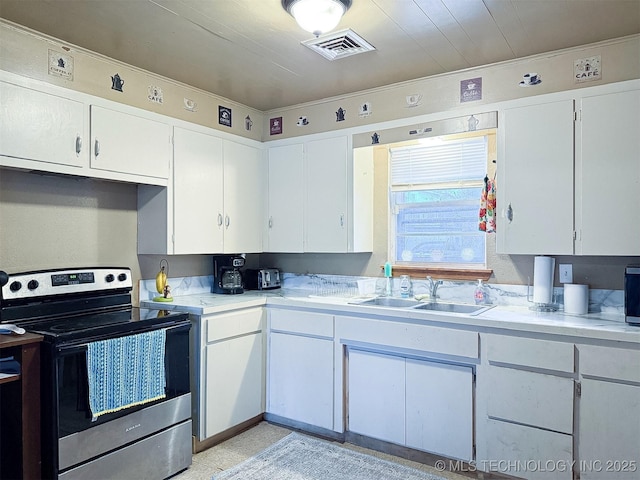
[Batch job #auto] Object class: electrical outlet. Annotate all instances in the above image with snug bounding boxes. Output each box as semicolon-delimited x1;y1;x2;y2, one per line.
559;264;573;284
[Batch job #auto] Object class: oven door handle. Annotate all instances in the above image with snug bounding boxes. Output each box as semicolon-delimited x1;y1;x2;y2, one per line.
56;322;190;352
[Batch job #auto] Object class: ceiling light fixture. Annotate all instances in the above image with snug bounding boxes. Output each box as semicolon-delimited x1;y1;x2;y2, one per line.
282;0;352;37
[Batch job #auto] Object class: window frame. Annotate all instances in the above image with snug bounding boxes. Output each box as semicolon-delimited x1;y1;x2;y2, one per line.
386;130;496;280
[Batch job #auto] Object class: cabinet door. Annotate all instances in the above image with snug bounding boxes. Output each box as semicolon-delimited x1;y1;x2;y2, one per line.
305;136;348;252
268;332;334;430
483;419;573;480
222;140;264;253
497;99;575;254
173;127;224;254
485;366;574;434
267;144;304;252
204;332;263;438
579;379;640;480
0;81;85;168
406;360;474;461
577;88;640;255
90;105;171;179
347;349;405;445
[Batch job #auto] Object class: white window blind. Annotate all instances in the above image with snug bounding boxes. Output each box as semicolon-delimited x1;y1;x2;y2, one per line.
390;137;487;186
388;135;488;266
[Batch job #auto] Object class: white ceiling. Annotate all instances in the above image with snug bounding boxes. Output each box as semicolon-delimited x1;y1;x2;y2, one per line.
1;0;639;111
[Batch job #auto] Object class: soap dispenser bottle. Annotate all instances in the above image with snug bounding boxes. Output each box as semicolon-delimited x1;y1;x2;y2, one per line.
474;279;487;305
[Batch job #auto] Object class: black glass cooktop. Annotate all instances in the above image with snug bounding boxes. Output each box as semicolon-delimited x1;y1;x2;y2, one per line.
16;307;189;343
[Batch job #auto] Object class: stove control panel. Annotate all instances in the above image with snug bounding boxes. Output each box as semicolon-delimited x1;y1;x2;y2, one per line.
1;267;132;302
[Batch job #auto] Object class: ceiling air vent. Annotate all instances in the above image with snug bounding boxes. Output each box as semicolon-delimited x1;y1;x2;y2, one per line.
302;29;375;61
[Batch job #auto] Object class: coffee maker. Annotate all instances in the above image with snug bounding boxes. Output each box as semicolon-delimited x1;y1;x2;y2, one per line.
213;254;245;294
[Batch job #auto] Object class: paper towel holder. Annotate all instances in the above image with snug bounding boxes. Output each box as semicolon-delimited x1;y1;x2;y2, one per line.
526;276;559;311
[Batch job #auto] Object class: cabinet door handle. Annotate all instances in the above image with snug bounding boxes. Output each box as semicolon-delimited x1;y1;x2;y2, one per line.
94;139;100;157
340;214;344;227
225;215;230;228
506;203;513;223
268;216;273;228
217;213;223;227
75;136;82;155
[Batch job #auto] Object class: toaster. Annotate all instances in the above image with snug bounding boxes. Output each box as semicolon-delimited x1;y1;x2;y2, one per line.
244;268;281;290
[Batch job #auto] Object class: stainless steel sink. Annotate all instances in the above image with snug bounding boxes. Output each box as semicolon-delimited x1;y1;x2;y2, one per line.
413;302;493;315
350;297;422;308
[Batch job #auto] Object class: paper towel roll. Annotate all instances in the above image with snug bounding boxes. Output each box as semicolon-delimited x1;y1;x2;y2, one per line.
533;256;555;304
564;284;589;314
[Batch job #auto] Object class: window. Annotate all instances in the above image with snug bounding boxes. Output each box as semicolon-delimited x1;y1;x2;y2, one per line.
389;134;489;268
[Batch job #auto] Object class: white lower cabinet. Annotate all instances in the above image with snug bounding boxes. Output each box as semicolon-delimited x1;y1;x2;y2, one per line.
477;334;575;479
577;345;640;479
406;359;473;461
267;309;334;430
198;308;265;442
347;348;474;461
483;419;573;480
348;350;405;445
204;331;263;438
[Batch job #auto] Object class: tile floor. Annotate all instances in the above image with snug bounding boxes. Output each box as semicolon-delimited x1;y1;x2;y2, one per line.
172;421;472;480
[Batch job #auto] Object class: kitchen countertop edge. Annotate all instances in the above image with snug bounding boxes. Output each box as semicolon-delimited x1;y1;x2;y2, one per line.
140;292;640;345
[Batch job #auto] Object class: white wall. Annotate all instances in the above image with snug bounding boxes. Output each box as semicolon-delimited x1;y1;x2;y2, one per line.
1;21;638;290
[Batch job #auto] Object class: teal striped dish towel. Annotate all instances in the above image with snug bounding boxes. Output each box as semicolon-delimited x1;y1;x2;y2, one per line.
87;329;167;419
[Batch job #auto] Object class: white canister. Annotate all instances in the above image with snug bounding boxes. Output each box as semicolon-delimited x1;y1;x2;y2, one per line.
564;284;589;315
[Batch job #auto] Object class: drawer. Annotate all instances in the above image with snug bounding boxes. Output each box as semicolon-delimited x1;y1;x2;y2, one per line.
269;309;334;338
205;308;264;343
481;418;573;480
485;334;574;373
578;344;640;383
336;316;478;359
485;365;574;434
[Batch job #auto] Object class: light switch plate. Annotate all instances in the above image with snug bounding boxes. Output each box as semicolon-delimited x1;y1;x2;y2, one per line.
559;264;573;283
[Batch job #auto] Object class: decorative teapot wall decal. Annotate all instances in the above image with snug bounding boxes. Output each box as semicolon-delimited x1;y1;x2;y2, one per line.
111;73;124;92
335;107;346;122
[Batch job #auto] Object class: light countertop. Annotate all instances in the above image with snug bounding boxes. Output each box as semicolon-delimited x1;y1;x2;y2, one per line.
140;290;640;345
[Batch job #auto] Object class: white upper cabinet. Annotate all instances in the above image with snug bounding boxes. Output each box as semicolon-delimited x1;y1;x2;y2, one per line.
172;127;224;254
138;126;264;255
497;80;640;255
305;136;349;252
266;144;304;252
265;135;373;254
497;98;575;255
576;88;640;255
90;105;171;180
222;139;264;254
1;72;170;186
0;80;86;169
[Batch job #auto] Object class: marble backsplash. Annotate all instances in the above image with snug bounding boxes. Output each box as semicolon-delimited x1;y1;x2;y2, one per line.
140;272;625;317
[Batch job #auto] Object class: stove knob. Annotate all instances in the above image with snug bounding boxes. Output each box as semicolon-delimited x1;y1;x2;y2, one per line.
9;281;22;292
27;280;39;290
105;274;115;283
118;273;127;282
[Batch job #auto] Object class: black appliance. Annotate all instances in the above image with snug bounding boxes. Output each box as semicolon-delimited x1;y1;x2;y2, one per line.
212;255;245;294
244;268;282;290
625;265;640;325
0;267;192;480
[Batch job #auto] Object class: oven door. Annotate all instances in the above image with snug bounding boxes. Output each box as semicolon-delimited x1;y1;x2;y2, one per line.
41;322;191;478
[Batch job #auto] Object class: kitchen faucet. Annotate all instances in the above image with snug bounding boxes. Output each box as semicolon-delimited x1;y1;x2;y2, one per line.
426;276;443;300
